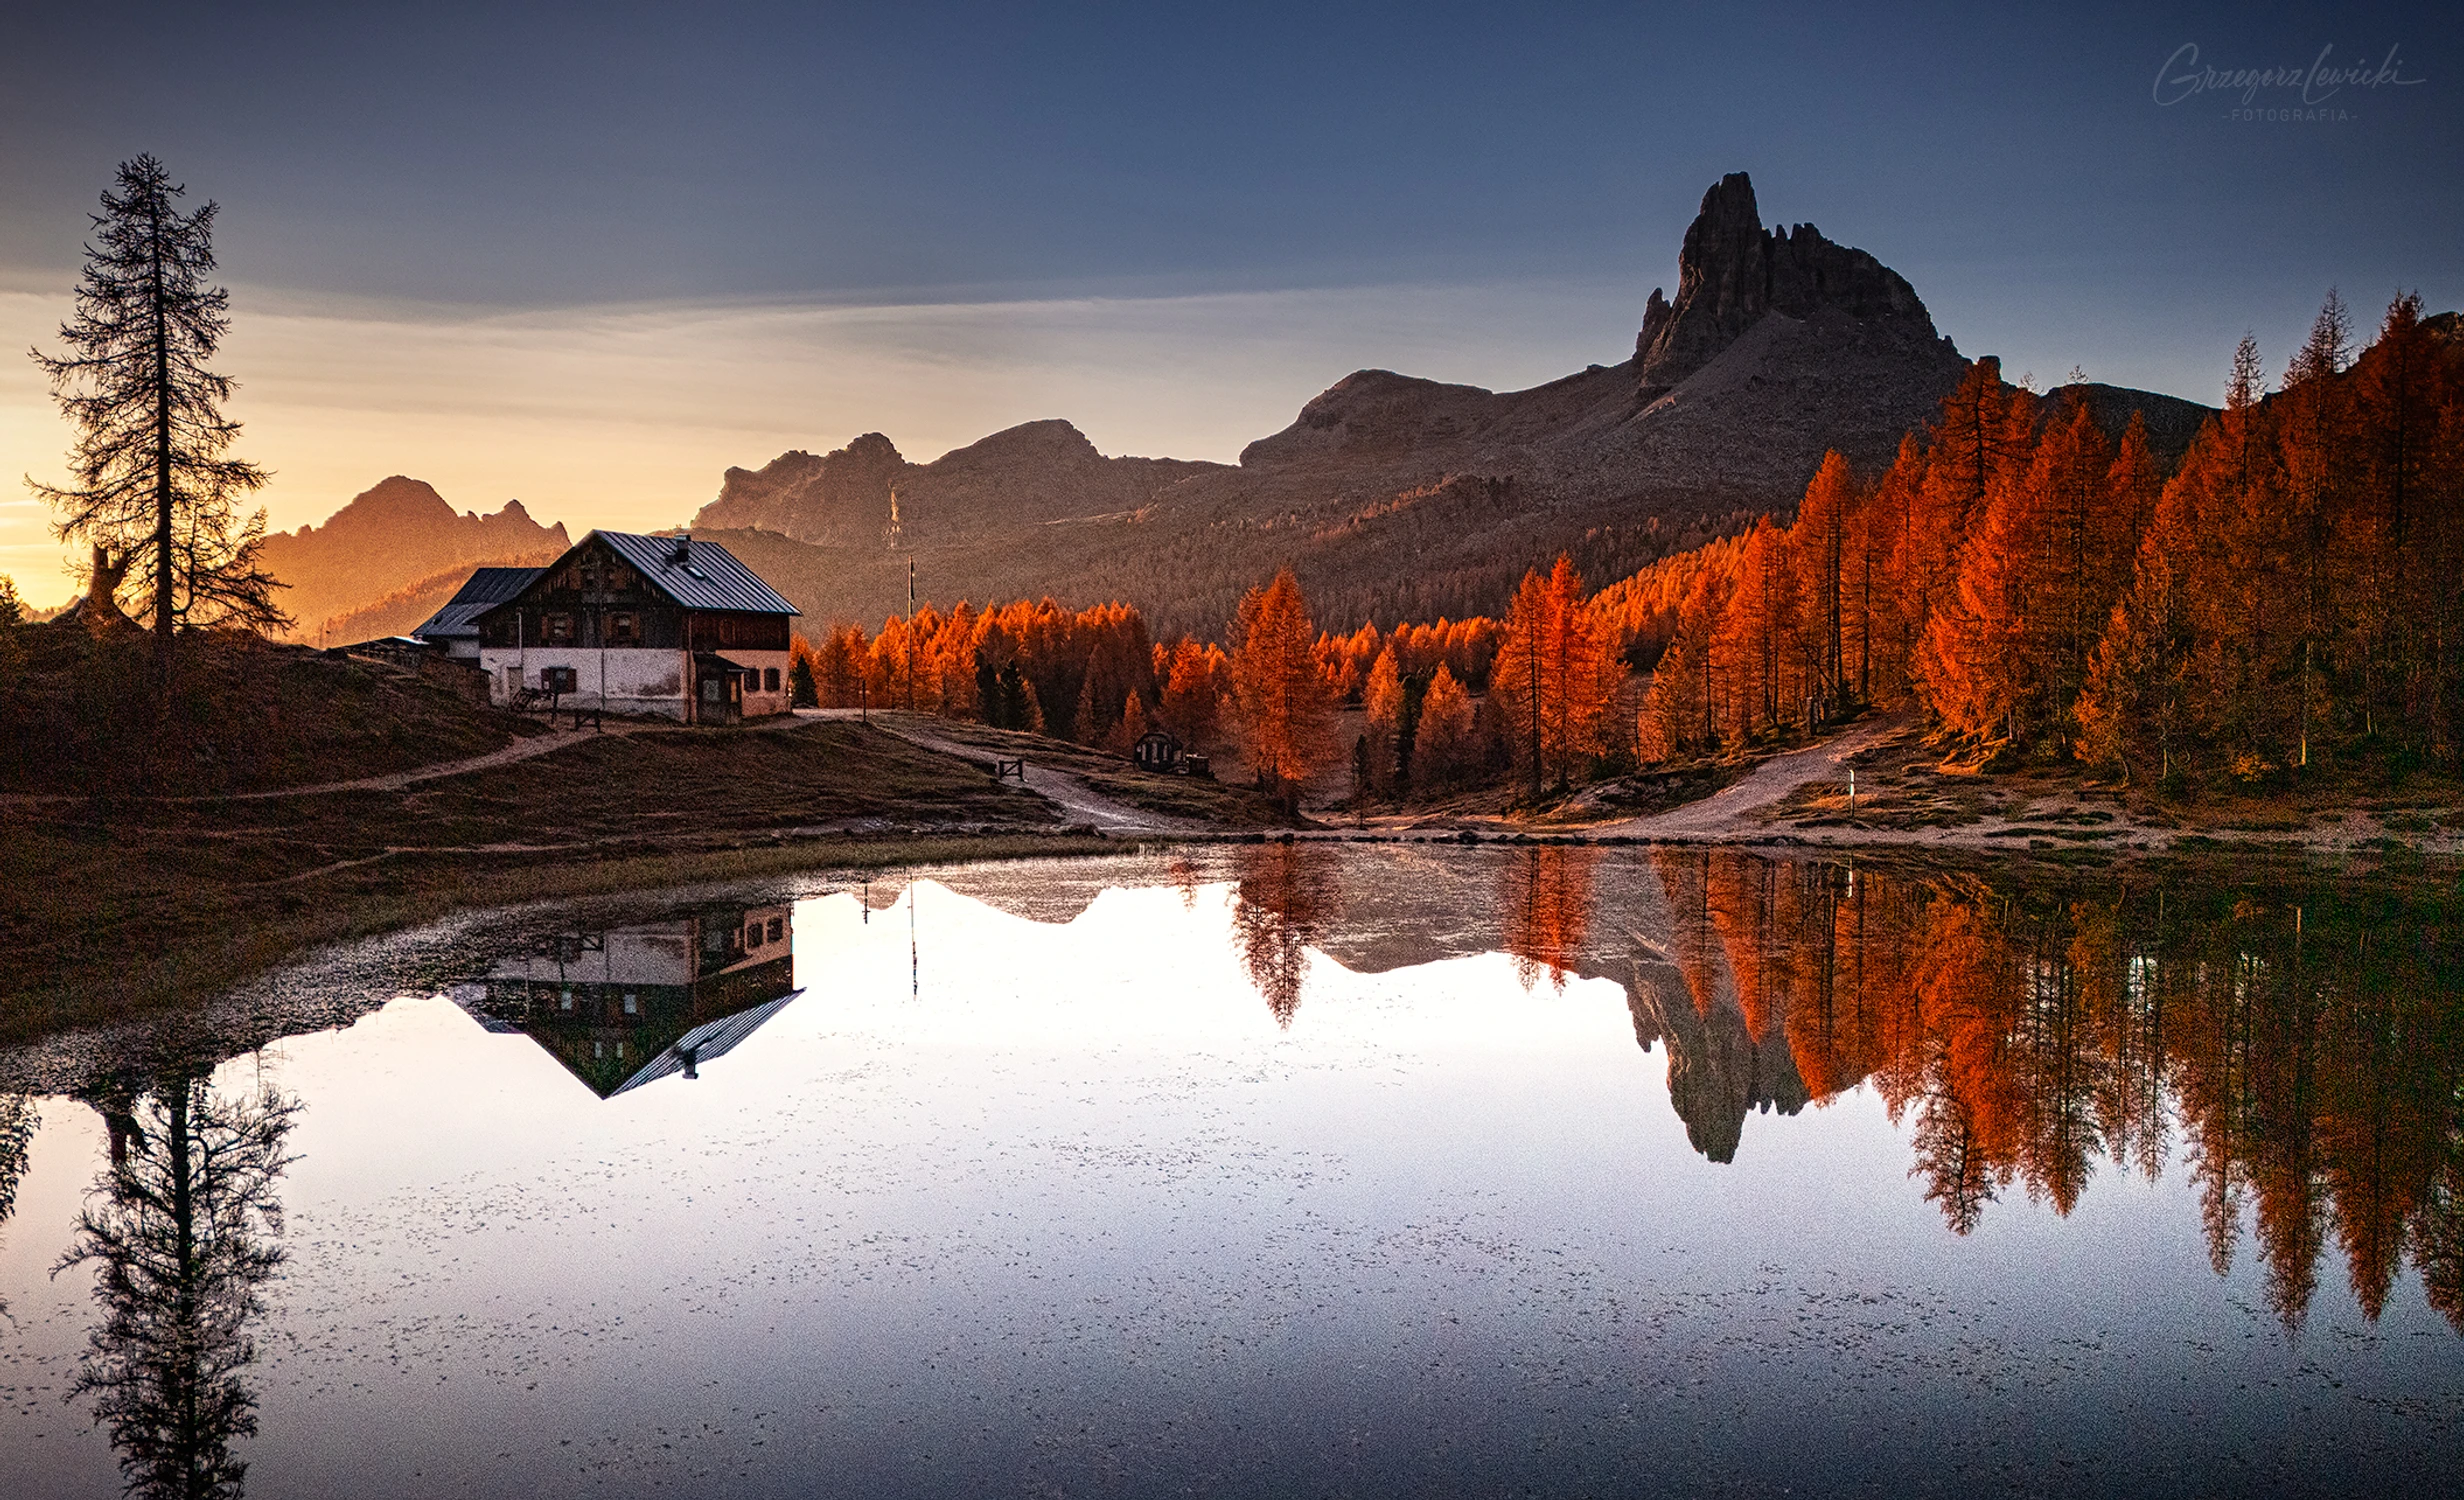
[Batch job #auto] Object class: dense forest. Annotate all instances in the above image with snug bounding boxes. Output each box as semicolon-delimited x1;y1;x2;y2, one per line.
1636;293;2464;785
786;564;1601;801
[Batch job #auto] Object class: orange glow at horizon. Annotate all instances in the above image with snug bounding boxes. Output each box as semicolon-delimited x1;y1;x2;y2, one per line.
0;279;1639;608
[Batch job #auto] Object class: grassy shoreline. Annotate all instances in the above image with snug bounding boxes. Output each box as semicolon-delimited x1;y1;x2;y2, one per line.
10;703;2459;1052
0;829;1120;1049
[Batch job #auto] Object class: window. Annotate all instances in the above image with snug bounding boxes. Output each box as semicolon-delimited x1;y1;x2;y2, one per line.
764;667;780;692
541;666;578;693
766;917;783;943
543;612;575;644
561;989;574;1011
608;612;637;645
606;564;634;592
744;922;761;948
622;993;638;1015
702;678;722;702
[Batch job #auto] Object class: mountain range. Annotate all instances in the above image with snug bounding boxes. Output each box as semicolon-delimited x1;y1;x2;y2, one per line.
270;173;2216;642
260;476;568;642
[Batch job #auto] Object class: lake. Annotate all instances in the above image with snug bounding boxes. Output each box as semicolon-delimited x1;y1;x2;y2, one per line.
2;844;2458;1497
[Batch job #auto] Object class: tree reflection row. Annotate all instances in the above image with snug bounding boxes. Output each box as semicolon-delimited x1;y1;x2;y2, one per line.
1651;846;2464;1333
1224;840;2464;1333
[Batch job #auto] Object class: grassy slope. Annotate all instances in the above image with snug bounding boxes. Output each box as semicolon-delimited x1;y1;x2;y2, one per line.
2;619;543;796
0;718;1091;1040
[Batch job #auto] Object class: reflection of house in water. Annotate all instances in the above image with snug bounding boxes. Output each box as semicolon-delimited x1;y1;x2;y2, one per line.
453;905;798;1097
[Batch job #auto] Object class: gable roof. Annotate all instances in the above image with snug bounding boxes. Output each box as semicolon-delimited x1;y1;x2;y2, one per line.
411;566;542;641
609;990;802;1096
474;531;801;620
597;531;799;615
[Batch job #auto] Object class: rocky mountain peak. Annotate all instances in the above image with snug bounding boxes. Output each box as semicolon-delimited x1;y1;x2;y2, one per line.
930;419;1104;473
1634;171;1950;394
696;432;908;544
297;475;451;536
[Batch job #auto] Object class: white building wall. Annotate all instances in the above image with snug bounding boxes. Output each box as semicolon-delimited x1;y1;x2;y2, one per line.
718;650;794;720
480;646;692;720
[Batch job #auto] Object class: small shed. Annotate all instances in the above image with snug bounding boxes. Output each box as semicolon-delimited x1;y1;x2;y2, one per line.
1131;730;1182;773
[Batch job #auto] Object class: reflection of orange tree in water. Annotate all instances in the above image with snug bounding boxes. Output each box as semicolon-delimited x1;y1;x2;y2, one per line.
1231;843;1340;1027
57;1072;300;1500
1646;849;2464;1334
1498;845;1601;990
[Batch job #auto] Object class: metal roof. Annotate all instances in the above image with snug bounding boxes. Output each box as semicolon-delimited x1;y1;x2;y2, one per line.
609;990;802;1095
410;566;542;641
595;531;800;615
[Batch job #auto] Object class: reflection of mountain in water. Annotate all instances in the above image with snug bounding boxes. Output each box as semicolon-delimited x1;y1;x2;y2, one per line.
1628;964;1808;1165
453;904;799;1097
7;844;2460;1343
1294;842;1807;1163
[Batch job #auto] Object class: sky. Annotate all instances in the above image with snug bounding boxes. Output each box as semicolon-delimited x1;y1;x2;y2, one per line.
2;1;2457;605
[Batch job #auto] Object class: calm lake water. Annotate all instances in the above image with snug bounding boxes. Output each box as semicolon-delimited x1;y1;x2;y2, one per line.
2;845;2459;1498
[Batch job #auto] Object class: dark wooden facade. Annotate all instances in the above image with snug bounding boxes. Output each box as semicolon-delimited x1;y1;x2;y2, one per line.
476;537;792;654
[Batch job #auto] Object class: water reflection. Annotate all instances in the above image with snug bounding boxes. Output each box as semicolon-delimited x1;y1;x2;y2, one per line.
451;904;800;1097
1623;849;2464;1332
3;846;2461;1499
1497;844;1600;990
1230;843;1340;1027
0;1091;34;1322
57;1070;298;1500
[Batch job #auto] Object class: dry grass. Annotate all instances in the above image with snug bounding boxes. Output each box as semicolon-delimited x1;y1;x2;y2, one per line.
1;619;548;796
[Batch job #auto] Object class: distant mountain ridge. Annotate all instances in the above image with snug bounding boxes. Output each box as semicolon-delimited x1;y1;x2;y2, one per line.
684;172;2210;636
694;421;1225;547
281;173;2220;641
258;476;567;641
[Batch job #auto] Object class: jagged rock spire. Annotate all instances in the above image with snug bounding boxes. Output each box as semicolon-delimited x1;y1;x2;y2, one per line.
1635;172;1947;394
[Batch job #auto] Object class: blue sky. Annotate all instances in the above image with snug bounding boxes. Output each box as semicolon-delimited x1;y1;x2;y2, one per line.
2;1;2456;600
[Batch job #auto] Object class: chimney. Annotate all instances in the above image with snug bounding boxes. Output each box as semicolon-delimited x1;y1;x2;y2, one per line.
670;530;691;565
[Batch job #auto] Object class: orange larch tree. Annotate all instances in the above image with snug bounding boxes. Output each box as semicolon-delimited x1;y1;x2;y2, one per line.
1788;450;1858;709
1228;568;1338;800
1413;662;1477;788
1360;644;1405;796
1491;554;1616;792
1709;518;1801;741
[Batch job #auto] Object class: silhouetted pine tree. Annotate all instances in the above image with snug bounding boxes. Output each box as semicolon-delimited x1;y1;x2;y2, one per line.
29;156;285;668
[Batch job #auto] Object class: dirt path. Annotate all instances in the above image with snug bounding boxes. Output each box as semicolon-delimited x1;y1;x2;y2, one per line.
0;719;634;810
817;710;1205;834
220;720;658;799
1585;719;1900;840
